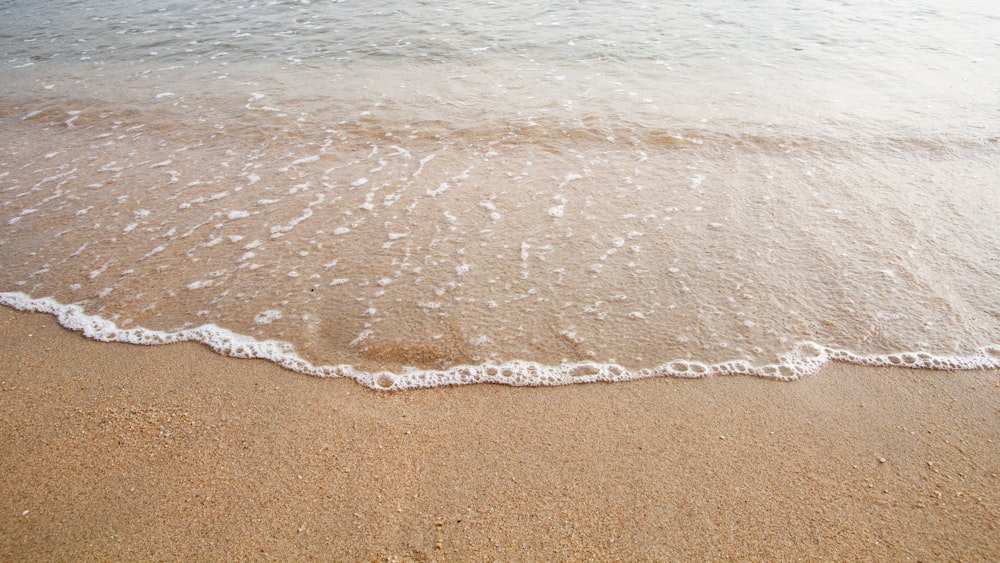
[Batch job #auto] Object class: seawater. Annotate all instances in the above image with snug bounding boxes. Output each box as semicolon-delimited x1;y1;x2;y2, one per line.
2;0;999;389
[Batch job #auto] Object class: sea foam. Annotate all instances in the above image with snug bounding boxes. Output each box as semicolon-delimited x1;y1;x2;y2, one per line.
3;292;999;391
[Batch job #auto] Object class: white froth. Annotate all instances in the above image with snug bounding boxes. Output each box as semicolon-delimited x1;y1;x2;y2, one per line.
282;155;320;170
270;206;314;237
560;172;583;188
88;262;111;279
427;182;450;197
254;309;282;325
413;154;436;177
6;292;996;391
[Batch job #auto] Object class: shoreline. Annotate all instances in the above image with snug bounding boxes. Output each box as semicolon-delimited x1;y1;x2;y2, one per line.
1;307;998;560
4;292;997;389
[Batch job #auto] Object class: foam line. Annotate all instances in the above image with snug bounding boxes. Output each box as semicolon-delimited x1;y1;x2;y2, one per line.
3;292;999;391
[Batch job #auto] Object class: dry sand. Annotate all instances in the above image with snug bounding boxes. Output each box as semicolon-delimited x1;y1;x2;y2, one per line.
1;306;998;561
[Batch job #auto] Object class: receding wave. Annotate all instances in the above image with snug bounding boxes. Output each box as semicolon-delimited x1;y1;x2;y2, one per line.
5;292;999;390
3;0;1000;390
2;90;999;382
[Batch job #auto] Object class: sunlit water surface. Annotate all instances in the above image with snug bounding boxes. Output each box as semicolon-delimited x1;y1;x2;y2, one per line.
2;0;999;388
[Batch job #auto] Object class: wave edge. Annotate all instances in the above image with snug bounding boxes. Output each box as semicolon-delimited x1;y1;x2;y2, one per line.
3;291;999;391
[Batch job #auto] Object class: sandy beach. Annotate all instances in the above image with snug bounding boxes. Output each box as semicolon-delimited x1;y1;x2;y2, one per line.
1;306;998;561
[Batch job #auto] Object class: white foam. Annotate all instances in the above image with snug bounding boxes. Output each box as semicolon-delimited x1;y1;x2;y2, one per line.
89;262;111;279
413;154;436;177
427;182;449;197
3;292;999;392
382;191;403;207
281;155;320;171
387;145;412;159
269;207;314;237
254;309;282;325
559;173;582;188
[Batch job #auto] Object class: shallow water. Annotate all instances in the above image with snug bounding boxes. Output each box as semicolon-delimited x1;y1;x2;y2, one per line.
2;0;999;388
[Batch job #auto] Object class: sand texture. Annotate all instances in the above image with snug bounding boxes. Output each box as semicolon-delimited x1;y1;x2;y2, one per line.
1;307;998;561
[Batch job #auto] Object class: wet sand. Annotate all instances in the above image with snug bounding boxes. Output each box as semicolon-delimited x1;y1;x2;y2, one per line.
1;306;998;561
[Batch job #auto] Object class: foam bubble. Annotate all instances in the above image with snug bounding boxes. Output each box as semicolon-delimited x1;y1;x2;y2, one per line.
254;310;283;325
2;293;999;391
427;182;449;197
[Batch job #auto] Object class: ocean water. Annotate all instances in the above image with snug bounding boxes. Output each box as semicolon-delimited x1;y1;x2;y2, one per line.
2;0;999;389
